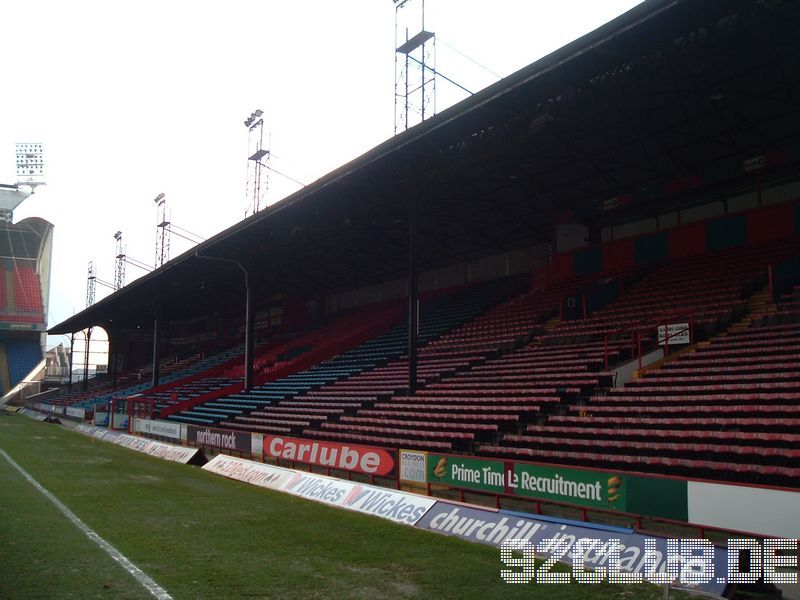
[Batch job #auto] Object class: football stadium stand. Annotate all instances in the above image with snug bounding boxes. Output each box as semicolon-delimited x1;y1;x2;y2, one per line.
0;214;51;394
33;0;800;538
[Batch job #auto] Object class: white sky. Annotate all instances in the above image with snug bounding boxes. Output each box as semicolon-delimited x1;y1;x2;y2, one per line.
0;0;642;353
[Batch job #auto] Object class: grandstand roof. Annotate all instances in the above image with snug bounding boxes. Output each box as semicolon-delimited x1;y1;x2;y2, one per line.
49;0;800;334
0;218;53;261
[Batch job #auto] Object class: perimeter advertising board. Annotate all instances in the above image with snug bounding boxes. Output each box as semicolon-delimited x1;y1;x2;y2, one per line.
203;455;435;526
72;423;199;463
133;418;183;441
65;406;86;420
203;454;290;491
424;453;626;511
399;449;427;484
416;502;728;597
115;434;199;464
187;425;252;454
408;452;687;519
262;434;395;476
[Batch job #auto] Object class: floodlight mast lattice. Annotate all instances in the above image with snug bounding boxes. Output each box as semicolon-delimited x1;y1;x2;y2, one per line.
244;109;269;217
154;193;171;268
86;261;96;307
113;231;126;291
87;259;118;307
394;0;436;134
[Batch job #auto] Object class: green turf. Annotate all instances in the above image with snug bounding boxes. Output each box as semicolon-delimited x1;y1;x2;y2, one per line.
0;414;698;599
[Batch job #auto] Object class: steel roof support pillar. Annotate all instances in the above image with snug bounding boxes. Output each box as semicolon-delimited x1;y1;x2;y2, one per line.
109;325;118;391
68;332;75;391
244;269;255;393
152;310;161;388
408;198;419;395
83;328;92;392
193;248;256;393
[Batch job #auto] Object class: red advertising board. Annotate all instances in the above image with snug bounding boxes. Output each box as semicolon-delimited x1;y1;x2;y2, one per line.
262;434;395;476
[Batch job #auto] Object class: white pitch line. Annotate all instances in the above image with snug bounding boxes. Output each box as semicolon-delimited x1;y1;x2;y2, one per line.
0;447;172;600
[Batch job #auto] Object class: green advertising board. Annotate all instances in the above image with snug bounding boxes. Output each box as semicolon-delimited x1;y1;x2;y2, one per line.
427;453;623;509
428;454;506;493
426;453;688;518
512;462;625;510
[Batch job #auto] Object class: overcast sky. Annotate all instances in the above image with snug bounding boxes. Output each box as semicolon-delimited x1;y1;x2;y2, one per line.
0;0;642;352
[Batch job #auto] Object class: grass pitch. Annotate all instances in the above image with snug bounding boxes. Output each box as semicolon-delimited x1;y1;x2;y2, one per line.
0;414;697;599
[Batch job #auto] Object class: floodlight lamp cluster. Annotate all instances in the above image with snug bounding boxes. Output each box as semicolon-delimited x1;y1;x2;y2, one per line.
244;109;264;128
154;192;166;205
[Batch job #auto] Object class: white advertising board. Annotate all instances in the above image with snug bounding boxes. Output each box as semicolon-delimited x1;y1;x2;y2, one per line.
203;455;436;526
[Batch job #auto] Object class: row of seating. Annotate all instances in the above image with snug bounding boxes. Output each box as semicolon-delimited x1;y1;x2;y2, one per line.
297;237;800;485
174;277;523;426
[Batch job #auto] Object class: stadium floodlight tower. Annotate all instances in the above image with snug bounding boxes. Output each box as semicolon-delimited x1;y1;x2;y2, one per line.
154;192;171;268
113;231;126;290
86;261;97;307
0;143;46;223
244;109;269;217
394;0;436;133
15;142;45;192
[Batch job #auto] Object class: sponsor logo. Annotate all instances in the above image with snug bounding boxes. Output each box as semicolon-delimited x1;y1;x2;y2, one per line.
188;425;250;453
270;466;434;524
284;473;349;503
136;419;182;440
203;455;287;490
113;434;197;463
197;429;236;449
263;435;394;476
399;449;427;483
342;486;430;525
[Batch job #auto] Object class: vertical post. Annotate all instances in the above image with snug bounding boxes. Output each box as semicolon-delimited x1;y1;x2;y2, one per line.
637;332;643;370
604;335;609;371
68;332;75;390
83;328;92;392
152;312;161;388
109;326;118;391
244;269;255;393
408;197;418;396
768;264;775;303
